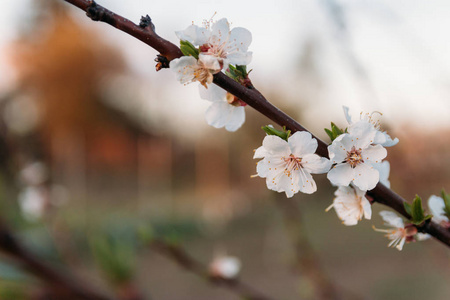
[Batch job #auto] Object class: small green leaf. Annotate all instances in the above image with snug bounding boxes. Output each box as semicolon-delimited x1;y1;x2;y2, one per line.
226;64;249;82
441;189;450;217
324;122;345;142
180;40;199;59
404;202;412;216
262;125;291;141
409;195;433;225
324;128;334;141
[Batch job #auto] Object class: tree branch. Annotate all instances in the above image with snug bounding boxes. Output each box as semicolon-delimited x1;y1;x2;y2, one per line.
62;0;450;248
0;220;112;300
150;240;274;300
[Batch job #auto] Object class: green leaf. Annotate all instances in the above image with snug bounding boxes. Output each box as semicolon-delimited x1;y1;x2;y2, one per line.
441;189;450;217
180;40;199;59
403;202;412;216
226;64;249;82
324;128;334;141
324;122;345;142
262;125;291;141
409;195;433;225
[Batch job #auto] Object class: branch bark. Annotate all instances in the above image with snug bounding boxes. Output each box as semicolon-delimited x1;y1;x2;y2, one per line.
150;240;275;300
0;220;112;300
62;0;450;248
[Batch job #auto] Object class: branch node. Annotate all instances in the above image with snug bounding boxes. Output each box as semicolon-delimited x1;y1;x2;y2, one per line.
155;54;170;71
139;15;155;31
86;0;115;25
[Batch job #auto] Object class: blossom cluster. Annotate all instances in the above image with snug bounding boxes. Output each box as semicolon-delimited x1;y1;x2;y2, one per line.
170;18;252;132
169;17;445;252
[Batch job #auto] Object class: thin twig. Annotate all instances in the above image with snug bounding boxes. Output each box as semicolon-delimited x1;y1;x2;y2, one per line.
150;239;274;300
61;0;450;248
0;220;112;300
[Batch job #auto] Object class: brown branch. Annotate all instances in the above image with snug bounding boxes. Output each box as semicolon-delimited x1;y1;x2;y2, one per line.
61;0;450;248
150;240;274;300
0;220;112;300
275;196;341;300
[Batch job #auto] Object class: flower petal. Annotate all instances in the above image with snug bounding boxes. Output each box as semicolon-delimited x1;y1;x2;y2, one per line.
297;169;317;194
352;163;379;191
428;195;449;223
379;211;404;228
169;56;197;83
327;163;354;187
343;106;353;124
301;154;331;174
373;161;391;188
262;136;291;157
175;24;211;45
229;27;252;51
199;84;227;102
256;159;269;177
361;144;387;164
328;134;351;164
348;121;377;149
226;51;253;66
225;106;245;132
211;18;230;42
288;131;317;157
205;101;231;129
198;54;221;72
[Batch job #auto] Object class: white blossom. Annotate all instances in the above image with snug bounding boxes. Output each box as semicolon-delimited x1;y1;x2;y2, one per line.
199;84;245;132
169;54;221;88
428;195;450;227
327;121;387;191
18;186;47;221
176;18;252;67
209;255;241;279
254;131;331;197
343;106;399;147
373;161;391;188
326;185;371;226
373;211;416;251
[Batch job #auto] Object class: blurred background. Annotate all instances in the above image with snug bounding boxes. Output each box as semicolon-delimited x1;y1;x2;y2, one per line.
0;0;449;299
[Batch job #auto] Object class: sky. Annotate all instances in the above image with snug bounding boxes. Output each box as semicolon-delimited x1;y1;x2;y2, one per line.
1;0;450;135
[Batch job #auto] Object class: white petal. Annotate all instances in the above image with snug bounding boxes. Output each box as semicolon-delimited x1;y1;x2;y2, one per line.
176;24;210;45
373;161;391;188
348;121;377;149
262;136;291;157
301;154;331;174
361;144;387;164
254;146;269;159
205;101;230;129
169;56;197;82
229;27;252;51
362;196;372;220
380;133;399;147
328;134;351;164
199;84;227;102
211;18;230;41
428;195;449;223
256;160;269;177
297;169;317;194
343;106;353;124
379;211;404;228
327;163;354;187
288;131;317;157
224;106;245;132
352;163;379;191
226;51;253;66
198;54;221;72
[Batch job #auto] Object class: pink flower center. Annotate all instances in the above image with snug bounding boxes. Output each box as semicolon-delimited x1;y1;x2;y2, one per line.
345;146;364;168
283;154;302;177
